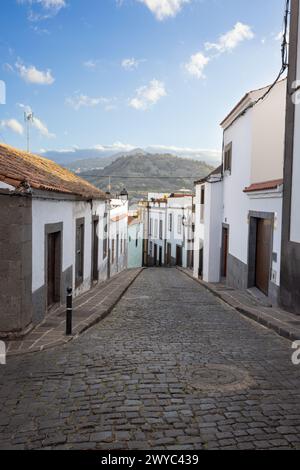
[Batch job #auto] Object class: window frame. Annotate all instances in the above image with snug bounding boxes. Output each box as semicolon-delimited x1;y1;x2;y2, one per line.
224;142;232;173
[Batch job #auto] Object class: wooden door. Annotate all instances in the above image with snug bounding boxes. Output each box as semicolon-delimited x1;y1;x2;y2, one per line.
199;248;203;277
159;247;162;266
154;244;157;266
47;232;61;307
176;245;182;267
92;219;99;282
221;227;229;278
256;218;272;295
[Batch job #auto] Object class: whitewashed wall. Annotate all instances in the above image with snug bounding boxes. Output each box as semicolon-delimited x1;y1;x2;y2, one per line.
193;184;205;278
32;197;106;298
223;110;252;265
109;200;128;276
203;181;223;283
148;205;166;264
166;197;194;268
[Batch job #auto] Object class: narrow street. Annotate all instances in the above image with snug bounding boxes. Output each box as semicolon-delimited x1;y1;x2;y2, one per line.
0;268;299;450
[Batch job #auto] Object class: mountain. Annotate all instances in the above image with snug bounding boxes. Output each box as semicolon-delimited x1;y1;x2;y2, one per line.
80;152;215;201
41;146;221;168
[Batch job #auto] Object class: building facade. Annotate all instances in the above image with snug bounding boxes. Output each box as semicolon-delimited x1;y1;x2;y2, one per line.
108;198;129;278
128;217;144;268
281;0;300;314
0;144;128;336
194;80;286;305
147;193;195;269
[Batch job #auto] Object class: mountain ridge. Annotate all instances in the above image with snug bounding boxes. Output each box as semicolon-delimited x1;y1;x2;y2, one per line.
80;152;215;201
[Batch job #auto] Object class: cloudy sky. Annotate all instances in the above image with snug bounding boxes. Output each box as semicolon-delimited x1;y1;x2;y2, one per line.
0;0;286;156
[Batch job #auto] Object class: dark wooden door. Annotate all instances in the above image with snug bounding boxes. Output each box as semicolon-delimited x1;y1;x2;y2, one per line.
176;245;182;267
92;219;99;281
154;244;157;266
256;219;272;295
222;227;229;278
159;247;162;266
167;243;172;266
199;248;203;277
47;232;61;307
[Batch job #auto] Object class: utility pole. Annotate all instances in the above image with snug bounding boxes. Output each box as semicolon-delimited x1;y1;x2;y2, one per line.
24;111;34;153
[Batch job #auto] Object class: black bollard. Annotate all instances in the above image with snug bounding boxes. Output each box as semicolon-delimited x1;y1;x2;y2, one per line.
66;287;73;336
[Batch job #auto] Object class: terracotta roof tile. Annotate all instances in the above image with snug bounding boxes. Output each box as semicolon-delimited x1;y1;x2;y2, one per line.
0;143;106;200
244;179;283;193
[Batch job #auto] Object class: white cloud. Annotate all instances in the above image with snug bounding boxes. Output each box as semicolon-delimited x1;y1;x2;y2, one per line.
19;0;66;13
122;58;140;70
1;119;24;135
17;104;55;138
15;61;55;85
32;116;55;138
65;94;113;111
129;79;166;110
137;0;190;21
205;22;254;53
83;60;98;69
93;142;137;152
184;52;209;79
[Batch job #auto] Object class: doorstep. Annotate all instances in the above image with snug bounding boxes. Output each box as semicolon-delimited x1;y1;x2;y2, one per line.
178;267;300;342
5;268;143;357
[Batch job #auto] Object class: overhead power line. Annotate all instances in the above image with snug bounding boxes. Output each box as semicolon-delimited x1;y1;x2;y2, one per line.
226;0;290;130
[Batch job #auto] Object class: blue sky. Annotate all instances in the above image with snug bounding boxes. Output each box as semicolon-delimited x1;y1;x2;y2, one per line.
0;0;286;158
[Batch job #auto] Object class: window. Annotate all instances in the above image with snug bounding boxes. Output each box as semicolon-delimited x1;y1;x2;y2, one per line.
177;215;182;235
169;213;173;232
103;213;108;260
154;220;158;238
224;142;232;173
200;186;205;222
159;220;163;240
75;218;85;286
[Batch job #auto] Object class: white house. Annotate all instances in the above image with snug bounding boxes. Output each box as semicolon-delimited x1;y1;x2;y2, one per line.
128;216;143;268
193;166;223;282
147;192;195;268
0;143;128;336
194;79;286;305
166;194;195;269
280;0;300;314
108;197;129;278
148;196;167;266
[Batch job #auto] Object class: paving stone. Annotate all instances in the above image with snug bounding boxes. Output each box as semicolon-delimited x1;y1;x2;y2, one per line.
0;268;299;450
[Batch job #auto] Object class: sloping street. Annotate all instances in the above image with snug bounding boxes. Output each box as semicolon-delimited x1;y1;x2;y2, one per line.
0;268;299;450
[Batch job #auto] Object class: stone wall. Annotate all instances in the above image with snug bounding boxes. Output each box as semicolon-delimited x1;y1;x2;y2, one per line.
227;253;248;291
0;194;32;335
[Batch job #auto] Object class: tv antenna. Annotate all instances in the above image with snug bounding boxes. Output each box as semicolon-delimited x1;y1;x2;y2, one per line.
24;111;34;153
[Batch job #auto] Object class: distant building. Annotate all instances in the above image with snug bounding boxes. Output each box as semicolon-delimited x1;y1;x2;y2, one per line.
108;198;129;278
146;193;195;269
280;0;300;314
128;216;143;268
194;79;286;306
193;166;223;282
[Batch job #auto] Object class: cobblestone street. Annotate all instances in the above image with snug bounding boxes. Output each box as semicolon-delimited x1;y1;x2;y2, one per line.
0;268;300;450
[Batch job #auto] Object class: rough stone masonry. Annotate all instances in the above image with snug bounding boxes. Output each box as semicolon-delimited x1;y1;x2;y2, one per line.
0;268;299;450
